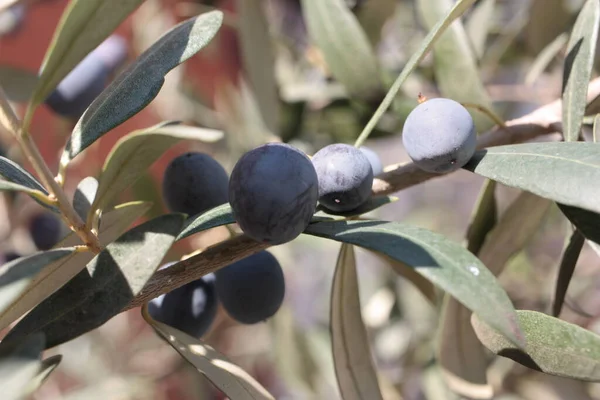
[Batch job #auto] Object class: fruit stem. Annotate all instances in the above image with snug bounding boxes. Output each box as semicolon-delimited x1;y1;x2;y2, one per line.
461;102;507;128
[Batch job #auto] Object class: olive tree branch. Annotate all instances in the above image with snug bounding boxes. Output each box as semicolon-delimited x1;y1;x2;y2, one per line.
125;77;600;310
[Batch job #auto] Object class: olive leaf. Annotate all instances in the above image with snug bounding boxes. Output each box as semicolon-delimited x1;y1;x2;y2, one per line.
0;201;152;331
562;0;600;142
27;355;62;397
472;310;600;381
552;229;585;317
558;204;600;246
0;156;57;212
4;213;186;349
314;195;398;218
464;179;497;255
300;0;383;101
330;244;384;400
142;304;275;400
59;11;224;172
176;203;235;241
90;122;223;220
0;248;75;316
463;142;600;214
237;0;280;133
73;176;99;222
304;219;525;348
465;0;495;60
0;333;45;400
25;0;145;124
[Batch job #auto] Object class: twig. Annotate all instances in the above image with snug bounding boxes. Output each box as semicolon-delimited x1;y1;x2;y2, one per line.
124;77;600;310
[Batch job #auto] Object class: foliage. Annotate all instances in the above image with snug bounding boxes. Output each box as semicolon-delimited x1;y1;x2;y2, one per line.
0;0;599;399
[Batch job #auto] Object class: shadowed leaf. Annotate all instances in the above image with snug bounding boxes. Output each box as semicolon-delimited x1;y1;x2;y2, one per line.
472;310;600;381
91;122;223;218
562;0;600;142
552;229;585;317
142;305;275;399
558;204;600;246
60;11;223;170
304;219;525;348
0;201;152;331
331;244;384;400
465;179;497;255
463;142;600;214
4;214;185;349
26;0;144;121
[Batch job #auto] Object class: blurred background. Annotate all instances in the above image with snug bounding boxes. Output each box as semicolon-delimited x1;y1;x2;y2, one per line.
0;0;599;399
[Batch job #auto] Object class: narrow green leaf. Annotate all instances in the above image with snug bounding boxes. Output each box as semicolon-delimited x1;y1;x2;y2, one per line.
0;201;152;331
0;156;45;193
91;122;223;218
237;0;280;133
4;213;186;349
0;65;39;103
141;305;275;400
27;355;62;396
552;229;585;317
60;11;224;170
354;0;477;147
0;156;57;212
176;203;235;241
0;333;45;400
314;195;398;218
465;0;495;60
73;176;98;222
525;33;568;86
478;192;551;276
559;204;600;246
25;0;144;124
562;0;600;142
594;113;600;142
417;0;493;131
472;310;600;381
463;142;600;214
304;219;525;348
465;179;497;255
331;244;384;400
437;296;493;400
0;249;75;316
300;0;383;100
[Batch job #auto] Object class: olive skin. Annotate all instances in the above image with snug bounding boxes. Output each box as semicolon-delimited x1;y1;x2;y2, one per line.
215;251;285;324
29;212;63;251
311;143;373;212
148;269;218;338
162;152;229;217
402;98;476;173
359;146;383;176
229;143;319;245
